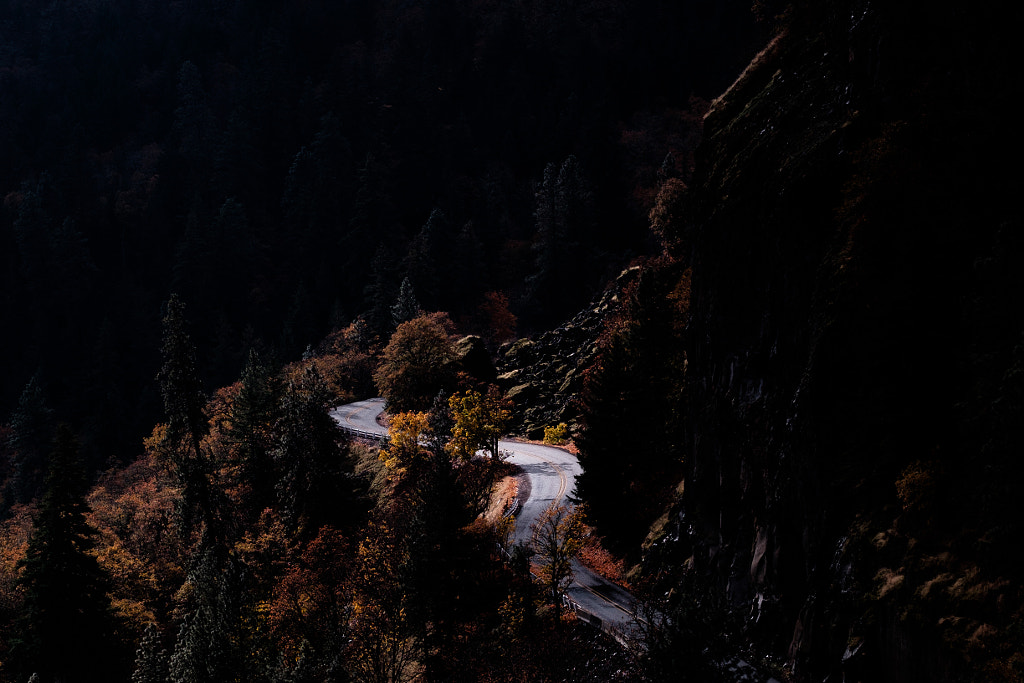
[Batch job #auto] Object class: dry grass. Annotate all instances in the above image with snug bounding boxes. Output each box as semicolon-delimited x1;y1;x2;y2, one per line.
578;526;631;589
483;475;519;525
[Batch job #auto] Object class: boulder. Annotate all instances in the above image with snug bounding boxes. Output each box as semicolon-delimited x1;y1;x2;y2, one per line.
453;335;495;382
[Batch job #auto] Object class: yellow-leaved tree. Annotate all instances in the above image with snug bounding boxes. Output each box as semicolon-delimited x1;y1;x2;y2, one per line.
530;503;586;608
445;387;512;464
378;411;430;475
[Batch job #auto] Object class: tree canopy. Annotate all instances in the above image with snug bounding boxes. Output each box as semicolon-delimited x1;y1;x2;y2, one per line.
373;313;457;414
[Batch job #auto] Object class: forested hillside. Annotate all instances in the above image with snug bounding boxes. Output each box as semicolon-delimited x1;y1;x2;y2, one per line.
1;1;766;681
4;0;1022;681
0;0;760;471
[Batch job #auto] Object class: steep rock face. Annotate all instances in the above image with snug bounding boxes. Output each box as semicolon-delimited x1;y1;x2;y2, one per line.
496;267;640;438
670;2;1024;681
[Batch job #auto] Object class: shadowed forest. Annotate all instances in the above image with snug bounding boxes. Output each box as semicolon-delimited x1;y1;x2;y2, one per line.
1;1;762;681
4;0;1024;682
0;0;759;468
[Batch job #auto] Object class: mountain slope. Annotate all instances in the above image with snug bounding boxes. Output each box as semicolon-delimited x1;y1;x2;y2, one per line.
642;2;1024;681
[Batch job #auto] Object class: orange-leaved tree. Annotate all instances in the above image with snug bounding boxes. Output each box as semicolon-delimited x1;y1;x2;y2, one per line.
373;312;456;414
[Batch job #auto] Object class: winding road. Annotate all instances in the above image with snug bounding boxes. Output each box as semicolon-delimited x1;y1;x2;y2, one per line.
332;399;781;682
330;397;640;640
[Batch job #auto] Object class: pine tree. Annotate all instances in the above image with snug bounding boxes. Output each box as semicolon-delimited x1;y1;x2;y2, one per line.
2;373;54;508
10;426;125;683
391;277;420;329
403;209;443;311
173;60;214;168
169;550;252;683
229;347;280;521
273;365;352;534
364;243;399;337
157;294;219;542
526;156;596;323
131;622;170;683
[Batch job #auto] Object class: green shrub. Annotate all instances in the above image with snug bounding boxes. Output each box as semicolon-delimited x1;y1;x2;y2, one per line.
543;423;569;445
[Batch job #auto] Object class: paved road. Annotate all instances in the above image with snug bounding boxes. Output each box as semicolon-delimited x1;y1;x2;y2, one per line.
330;397;640;639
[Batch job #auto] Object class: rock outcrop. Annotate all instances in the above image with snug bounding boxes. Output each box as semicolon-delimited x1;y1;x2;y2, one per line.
496;266;640;438
453;334;496;383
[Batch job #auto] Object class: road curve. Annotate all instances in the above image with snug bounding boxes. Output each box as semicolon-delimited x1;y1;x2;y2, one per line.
330;397;640;639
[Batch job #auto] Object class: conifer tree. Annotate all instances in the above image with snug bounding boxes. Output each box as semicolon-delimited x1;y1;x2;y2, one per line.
131;622;170;683
157;294;219;542
453;221;486;309
173;61;214;168
390;277;420;329
364;242;399;337
10;426;124;683
404;208;452;310
273;365;352;534
526;155;596;323
168;550;260;683
230;347;280;521
2;373;54;508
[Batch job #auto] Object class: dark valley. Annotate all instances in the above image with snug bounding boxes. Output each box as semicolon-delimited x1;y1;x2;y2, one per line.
1;1;1021;682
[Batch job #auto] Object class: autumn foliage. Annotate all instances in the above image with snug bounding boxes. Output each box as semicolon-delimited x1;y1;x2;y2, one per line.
373;312;457;414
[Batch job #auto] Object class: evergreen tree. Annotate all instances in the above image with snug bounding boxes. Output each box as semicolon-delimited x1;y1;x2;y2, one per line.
131;622;170;683
390;277;420;329
2;373;54;508
273;365;352;534
157;294;219;542
173;60;215;168
345;155;395;312
10;426;125;683
169;549;275;683
526;155;597;324
10;180;53;287
279;280;316;361
404;208;453;311
229;347;280;521
364;242;399;337
453;221;486;313
425;390;454;457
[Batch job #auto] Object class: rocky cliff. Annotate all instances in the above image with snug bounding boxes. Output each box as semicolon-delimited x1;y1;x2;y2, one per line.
649;2;1024;681
495;266;641;439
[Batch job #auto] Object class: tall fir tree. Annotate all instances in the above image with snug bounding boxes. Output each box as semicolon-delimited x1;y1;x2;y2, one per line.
391;277;420;329
273;365;353;535
229;347;280;523
404;208;453;311
157;294;220;543
10;426;125;683
131;622;170;683
364;242;399;338
527;155;597;324
2;373;54;509
168;550;267;683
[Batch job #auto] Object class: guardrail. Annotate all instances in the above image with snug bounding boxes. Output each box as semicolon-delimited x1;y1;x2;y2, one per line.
494;540;636;647
339;424;389;444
